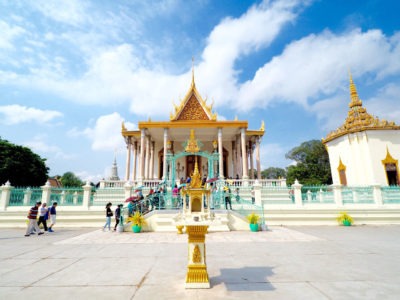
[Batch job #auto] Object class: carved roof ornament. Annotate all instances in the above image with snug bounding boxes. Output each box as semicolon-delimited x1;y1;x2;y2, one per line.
170;61;217;121
323;73;400;143
184;129;202;153
121;121;127;132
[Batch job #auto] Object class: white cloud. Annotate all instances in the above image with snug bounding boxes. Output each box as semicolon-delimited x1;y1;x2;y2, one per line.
24;135;73;160
260;142;291;169
364;83;400;124
30;0;89;26
0;104;63;125
237;29;400;111
69;112;136;151
0;20;25;49
0;0;307;117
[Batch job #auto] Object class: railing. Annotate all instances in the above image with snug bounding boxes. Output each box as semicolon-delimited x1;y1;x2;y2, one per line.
301;186;334;204
382;186;400;204
342;186;374;204
2;181;400;211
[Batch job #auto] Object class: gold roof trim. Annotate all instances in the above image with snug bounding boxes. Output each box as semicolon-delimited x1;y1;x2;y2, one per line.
170;75;217;121
323;75;400;143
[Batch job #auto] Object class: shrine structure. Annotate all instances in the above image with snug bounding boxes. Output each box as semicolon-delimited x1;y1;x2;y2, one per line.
121;71;265;185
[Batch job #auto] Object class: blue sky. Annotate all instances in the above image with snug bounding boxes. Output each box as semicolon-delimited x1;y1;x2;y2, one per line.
1;0;400;183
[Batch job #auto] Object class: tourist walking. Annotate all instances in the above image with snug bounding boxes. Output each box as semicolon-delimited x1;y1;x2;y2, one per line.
114;204;123;231
224;187;232;210
48;202;58;232
25;201;44;237
37;202;48;231
103;202;113;231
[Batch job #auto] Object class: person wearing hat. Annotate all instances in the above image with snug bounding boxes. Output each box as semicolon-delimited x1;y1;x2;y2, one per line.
113;204;123;231
25;201;44;237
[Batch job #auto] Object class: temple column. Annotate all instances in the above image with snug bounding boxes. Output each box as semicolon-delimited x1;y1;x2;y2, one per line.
236;135;241;178
241;128;248;179
218;128;224;179
163;128;168;180
132;141;137;182
231;141;236;179
139;129;146;182
125;138;131;181
256;137;261;180
145;136;150;179
149;141;155;180
249;141;254;179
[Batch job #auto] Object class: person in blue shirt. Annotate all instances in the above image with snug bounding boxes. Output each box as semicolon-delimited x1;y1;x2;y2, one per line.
48;202;58;232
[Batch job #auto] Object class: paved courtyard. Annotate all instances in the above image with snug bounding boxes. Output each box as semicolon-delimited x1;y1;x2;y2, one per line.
0;225;400;299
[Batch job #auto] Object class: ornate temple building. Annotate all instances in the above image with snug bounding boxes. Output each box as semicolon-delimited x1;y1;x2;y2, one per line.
323;75;400;186
121;73;265;184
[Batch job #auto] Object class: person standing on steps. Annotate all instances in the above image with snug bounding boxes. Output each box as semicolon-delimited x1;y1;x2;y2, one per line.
48;202;58;232
103;202;113;231
37;202;48;231
25;201;44;237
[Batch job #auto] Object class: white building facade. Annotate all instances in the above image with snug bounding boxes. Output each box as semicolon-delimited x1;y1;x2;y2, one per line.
323;75;400;186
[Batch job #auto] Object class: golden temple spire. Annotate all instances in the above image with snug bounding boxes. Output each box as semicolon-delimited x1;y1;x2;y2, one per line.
349;71;362;108
191;56;195;87
260;120;265;131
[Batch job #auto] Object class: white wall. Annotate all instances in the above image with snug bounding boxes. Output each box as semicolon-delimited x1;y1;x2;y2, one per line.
326;130;400;185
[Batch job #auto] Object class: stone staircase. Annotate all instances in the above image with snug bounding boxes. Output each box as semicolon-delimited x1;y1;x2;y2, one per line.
3;207;400;230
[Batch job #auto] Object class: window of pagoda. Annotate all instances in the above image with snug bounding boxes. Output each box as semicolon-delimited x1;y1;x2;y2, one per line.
337;157;347;186
381;147;399;186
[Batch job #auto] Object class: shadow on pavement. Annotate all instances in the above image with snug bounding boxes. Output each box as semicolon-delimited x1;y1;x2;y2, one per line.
211;266;275;291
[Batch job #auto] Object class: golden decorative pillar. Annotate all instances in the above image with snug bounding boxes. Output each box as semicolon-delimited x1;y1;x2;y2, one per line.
185;225;210;288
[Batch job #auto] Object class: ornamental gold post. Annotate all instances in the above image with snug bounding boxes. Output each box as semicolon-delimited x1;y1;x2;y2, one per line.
185;225;210;289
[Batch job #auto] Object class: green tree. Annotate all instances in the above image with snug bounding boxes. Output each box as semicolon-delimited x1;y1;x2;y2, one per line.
261;167;287;179
0;138;49;186
285;140;332;185
60;172;84;187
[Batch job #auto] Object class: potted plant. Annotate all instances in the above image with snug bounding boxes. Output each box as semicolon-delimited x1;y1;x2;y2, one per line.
246;212;260;232
336;212;353;226
127;211;147;233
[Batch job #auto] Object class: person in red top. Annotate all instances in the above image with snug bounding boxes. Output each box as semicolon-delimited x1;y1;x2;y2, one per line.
25;201;44;237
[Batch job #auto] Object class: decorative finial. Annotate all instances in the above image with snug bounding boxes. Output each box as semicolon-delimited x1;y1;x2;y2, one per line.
260;120;265;131
349;70;362;108
191;56;195;87
121;121;127;131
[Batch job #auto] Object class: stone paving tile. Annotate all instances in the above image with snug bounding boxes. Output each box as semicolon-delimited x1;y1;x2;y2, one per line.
54;226;321;245
0;226;399;299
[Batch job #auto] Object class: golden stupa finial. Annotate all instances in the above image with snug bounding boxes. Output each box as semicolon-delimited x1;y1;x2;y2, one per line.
190;156;202;188
260;120;265;131
348;70;362;108
191;56;195;87
121;121;127;132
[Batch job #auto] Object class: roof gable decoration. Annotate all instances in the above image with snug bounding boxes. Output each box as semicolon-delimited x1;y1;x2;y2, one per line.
323;73;400;143
170;75;217;121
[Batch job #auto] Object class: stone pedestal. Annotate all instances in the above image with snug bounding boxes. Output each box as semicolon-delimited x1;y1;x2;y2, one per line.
185;225;210;289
